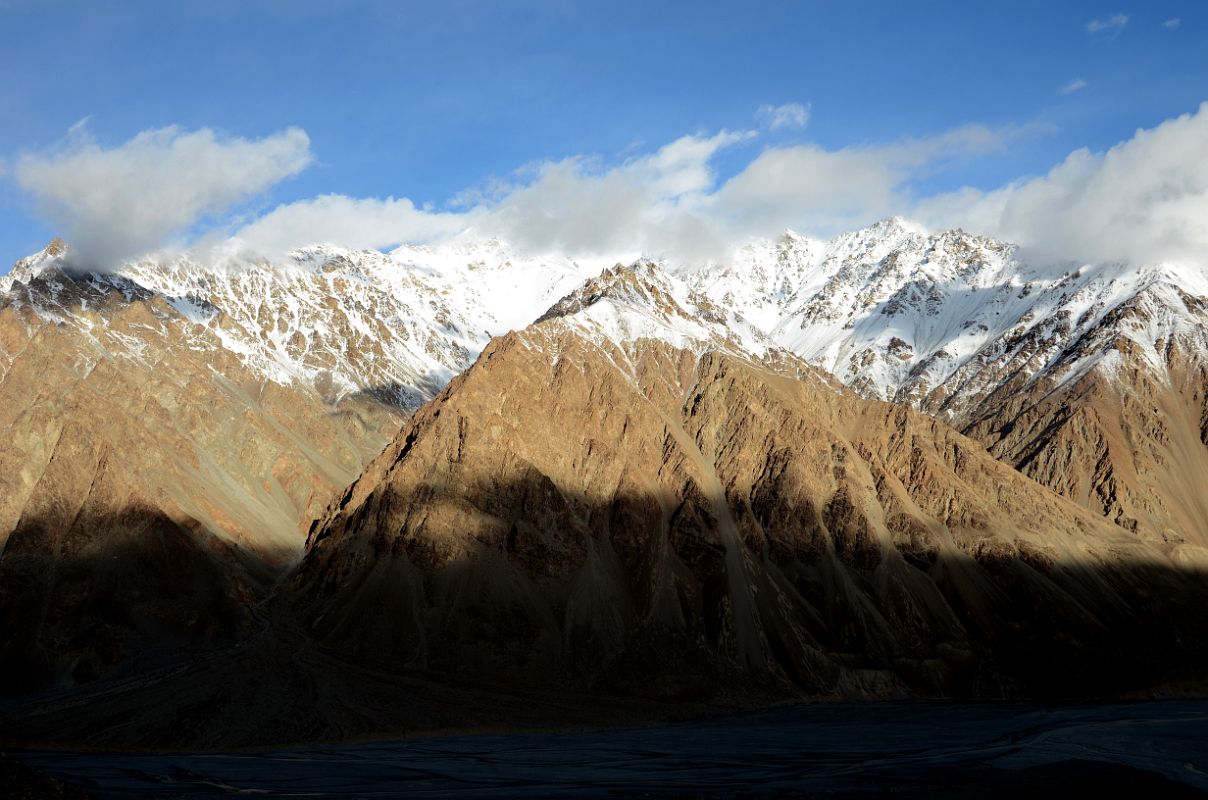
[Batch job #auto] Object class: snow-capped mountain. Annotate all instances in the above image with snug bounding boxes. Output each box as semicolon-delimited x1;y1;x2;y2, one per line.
3;218;1208;706
685;216;1207;415
8;217;1206;433
683;218;1208;546
5;217;1206;547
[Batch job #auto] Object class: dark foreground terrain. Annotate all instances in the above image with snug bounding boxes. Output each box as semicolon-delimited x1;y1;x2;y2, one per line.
9;700;1208;798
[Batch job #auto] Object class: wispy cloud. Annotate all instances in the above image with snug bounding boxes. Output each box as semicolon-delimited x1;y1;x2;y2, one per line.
756;102;811;131
1060;78;1088;95
1086;13;1128;34
15;124;311;269
1163;17;1181;29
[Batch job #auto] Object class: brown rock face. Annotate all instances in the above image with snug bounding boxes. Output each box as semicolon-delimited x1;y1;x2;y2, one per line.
955;308;1208;550
685;221;1208;549
0;267;405;691
291;320;1208;701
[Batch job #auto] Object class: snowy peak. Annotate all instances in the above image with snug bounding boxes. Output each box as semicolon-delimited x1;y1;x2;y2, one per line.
538;260;690;322
676;219;1208;416
535;259;775;359
682;231;824;332
1;238;71;292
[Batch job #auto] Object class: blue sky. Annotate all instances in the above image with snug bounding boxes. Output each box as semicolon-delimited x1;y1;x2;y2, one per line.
1;0;1206;269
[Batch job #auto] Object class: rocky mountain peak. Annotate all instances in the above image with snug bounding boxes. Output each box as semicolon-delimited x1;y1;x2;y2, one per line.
2;239;72;291
531;258;781;366
537;260;676;321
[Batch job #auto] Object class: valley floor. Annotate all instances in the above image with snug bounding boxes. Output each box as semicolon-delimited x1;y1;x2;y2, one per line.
10;700;1208;798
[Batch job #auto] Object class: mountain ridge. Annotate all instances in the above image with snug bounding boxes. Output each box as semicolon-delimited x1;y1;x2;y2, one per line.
9;219;1206;549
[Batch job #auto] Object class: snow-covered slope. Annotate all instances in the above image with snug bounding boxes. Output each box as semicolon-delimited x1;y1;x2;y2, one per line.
3;237;594;410
7;218;1205;420
682;218;1208;545
536;259;779;360
682;231;825;332
683;217;1208;418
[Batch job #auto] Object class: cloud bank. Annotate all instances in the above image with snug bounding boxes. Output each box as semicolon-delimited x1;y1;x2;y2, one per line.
225;106;1208;269
240;129;759;264
917;101;1208;266
15;125;312;268
239;123;1019;265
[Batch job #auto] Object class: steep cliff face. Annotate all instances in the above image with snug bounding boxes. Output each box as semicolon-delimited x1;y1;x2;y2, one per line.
290;272;1208;701
960;288;1208;549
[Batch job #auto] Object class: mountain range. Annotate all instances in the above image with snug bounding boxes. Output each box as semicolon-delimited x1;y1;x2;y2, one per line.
2;219;1206;746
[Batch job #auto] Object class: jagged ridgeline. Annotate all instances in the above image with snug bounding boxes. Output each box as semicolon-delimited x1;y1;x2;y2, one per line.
1;223;1206;715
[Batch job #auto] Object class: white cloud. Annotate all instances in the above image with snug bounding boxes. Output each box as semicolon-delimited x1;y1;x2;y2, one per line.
708;125;1020;240
916;101;1208;266
1163;17;1181;29
235;123;1032;266
1086;13;1128;34
240;129;757;264
479;129;756;262
756;102;811;131
15;125;311;269
238;195;468;255
1060;78;1088;94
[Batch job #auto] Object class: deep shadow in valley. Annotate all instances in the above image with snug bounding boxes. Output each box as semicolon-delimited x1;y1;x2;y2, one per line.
2;465;1205;752
0;501;713;752
291;479;1208;707
13;701;1208;798
0;504;298;698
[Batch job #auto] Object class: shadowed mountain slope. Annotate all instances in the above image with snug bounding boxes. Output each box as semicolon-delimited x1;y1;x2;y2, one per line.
289;266;1208;702
0;259;405;691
